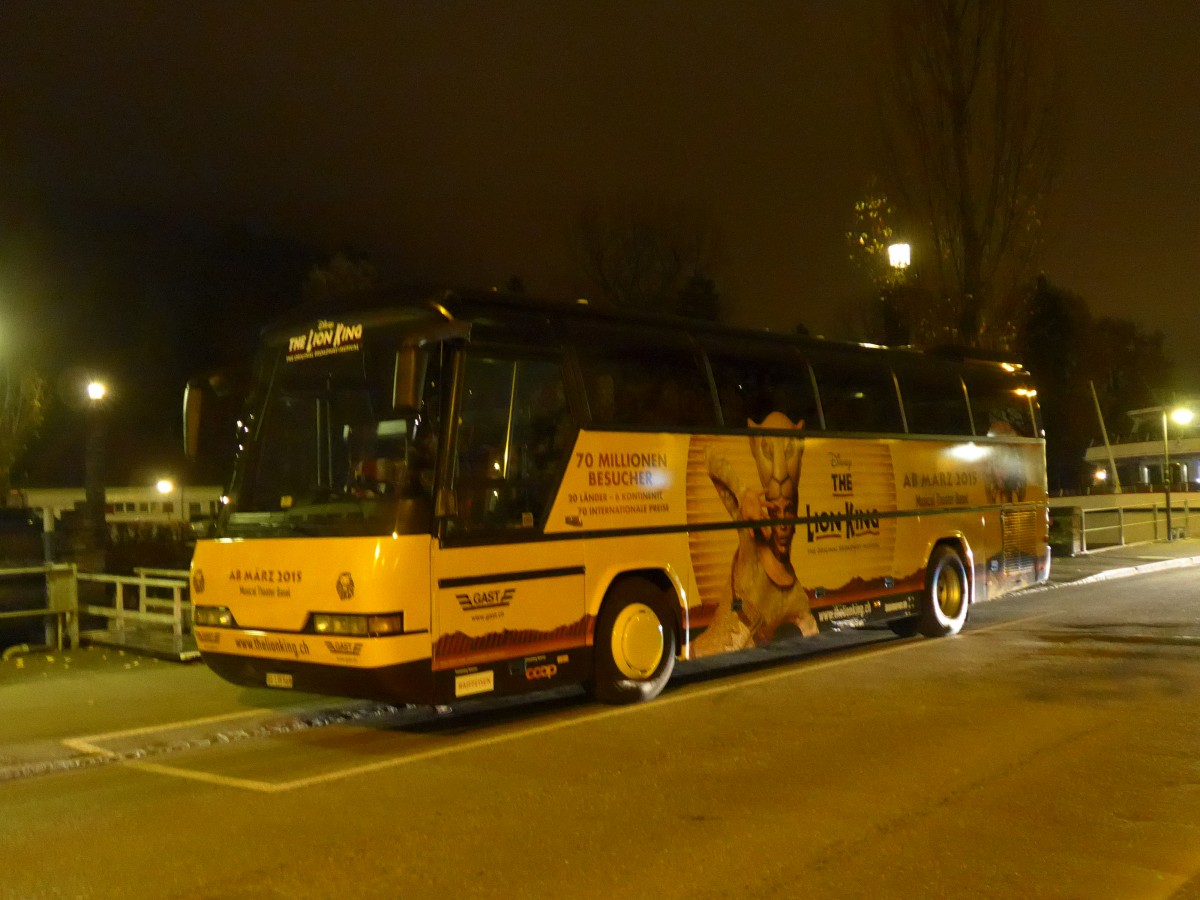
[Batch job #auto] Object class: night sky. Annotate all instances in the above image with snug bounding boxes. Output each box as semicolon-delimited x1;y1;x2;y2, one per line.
2;1;1199;482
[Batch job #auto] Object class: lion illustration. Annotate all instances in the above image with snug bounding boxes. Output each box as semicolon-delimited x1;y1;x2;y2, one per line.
692;412;818;657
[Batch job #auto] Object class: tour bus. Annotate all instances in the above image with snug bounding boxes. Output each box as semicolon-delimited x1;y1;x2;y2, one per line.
186;286;1049;705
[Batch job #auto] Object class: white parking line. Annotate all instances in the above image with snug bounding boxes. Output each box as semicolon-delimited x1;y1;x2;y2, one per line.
60;709;269;758
82;610;1053;793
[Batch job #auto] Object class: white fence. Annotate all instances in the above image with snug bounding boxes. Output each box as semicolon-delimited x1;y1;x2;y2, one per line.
0;565;79;652
0;565;194;659
1048;494;1195;554
77;567;194;658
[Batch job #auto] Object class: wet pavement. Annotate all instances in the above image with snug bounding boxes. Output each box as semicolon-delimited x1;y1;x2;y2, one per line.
2;538;1199;782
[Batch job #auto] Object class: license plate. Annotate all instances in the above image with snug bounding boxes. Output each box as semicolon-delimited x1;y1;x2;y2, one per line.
266;672;294;689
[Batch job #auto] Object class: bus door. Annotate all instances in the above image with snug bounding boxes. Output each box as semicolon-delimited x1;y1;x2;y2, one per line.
430;350;587;702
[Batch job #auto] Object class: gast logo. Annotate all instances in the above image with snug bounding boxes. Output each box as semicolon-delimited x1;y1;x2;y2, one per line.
456;586;514;610
324;640;363;657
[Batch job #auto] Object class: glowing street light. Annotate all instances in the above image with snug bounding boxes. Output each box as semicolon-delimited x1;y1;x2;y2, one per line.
882;243;912;346
83;378;110;569
156;479;175;495
1157;403;1195;541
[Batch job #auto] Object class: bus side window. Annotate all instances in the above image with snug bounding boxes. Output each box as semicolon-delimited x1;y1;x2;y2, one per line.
810;355;905;434
963;373;1036;437
895;368;973;436
576;334;716;429
705;350;819;429
451;354;573;535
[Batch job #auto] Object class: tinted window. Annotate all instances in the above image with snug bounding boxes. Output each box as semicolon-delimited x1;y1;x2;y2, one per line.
963;371;1036;437
229;332;442;537
705;348;820;430
810;353;905;434
895;366;973;435
576;330;716;429
450;353;573;535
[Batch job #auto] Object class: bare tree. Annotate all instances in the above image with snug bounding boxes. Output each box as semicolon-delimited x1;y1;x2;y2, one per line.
878;0;1060;349
0;361;45;503
303;252;378;302
575;197;721;317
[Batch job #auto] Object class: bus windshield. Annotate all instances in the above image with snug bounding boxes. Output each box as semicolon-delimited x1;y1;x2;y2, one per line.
221;320;442;539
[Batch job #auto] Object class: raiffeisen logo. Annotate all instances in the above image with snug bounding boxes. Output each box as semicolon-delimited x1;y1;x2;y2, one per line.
287;320;364;361
804;502;881;543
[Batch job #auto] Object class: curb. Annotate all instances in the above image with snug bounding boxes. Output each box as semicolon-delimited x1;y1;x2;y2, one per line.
1024;554;1200;594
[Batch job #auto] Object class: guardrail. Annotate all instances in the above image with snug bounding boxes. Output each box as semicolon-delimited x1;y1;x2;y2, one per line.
1053;498;1194;554
75;568;193;659
0;564;80;652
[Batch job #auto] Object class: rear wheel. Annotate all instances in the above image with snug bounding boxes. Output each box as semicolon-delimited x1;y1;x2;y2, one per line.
589;581;677;704
917;545;969;637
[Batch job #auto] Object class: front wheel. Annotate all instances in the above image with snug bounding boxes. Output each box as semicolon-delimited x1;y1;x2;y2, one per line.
917;545;970;637
589;582;677;705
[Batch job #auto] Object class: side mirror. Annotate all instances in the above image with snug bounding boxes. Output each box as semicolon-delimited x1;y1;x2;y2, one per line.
392;346;429;417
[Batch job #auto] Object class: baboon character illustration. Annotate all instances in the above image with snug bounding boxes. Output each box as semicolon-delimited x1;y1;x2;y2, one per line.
692;412;818;656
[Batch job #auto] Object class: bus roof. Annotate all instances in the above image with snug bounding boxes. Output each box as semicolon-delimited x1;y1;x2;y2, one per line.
263;284;1031;377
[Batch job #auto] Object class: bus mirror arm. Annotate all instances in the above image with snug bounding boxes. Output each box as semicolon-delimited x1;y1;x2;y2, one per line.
183;380;202;460
435;487;458;518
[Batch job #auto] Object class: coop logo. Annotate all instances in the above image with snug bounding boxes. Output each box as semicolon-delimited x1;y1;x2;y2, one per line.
191;568;206;595
525;663;558;681
456;587;514;611
286;320;364;361
335;572;355;600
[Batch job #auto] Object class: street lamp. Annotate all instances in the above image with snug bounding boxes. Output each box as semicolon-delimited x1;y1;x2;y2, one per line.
84;379;109;569
883;243;911;345
156;477;183;522
1160;404;1194;541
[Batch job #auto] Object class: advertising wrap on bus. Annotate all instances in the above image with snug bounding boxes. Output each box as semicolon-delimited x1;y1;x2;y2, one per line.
546;423;1045;655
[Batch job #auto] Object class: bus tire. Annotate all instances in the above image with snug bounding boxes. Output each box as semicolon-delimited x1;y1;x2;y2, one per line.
918;545;969;637
589;581;677;705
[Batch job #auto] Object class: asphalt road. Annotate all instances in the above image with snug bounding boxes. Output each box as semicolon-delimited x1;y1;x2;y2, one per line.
3;568;1200;899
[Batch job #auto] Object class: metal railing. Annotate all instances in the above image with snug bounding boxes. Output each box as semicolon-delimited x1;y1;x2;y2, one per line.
75;568;193;658
1075;499;1194;553
0;564;80;651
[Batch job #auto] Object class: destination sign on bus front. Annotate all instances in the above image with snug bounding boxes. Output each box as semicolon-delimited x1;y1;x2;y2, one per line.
286;319;364;362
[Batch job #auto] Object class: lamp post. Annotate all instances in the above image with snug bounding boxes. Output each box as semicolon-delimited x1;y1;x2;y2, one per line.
1160;405;1195;541
884;242;911;346
84;380;108;570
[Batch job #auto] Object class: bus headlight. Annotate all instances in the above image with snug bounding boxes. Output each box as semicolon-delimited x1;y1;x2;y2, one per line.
367;614;404;636
194;606;235;627
312;613;404;637
313;614;369;636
